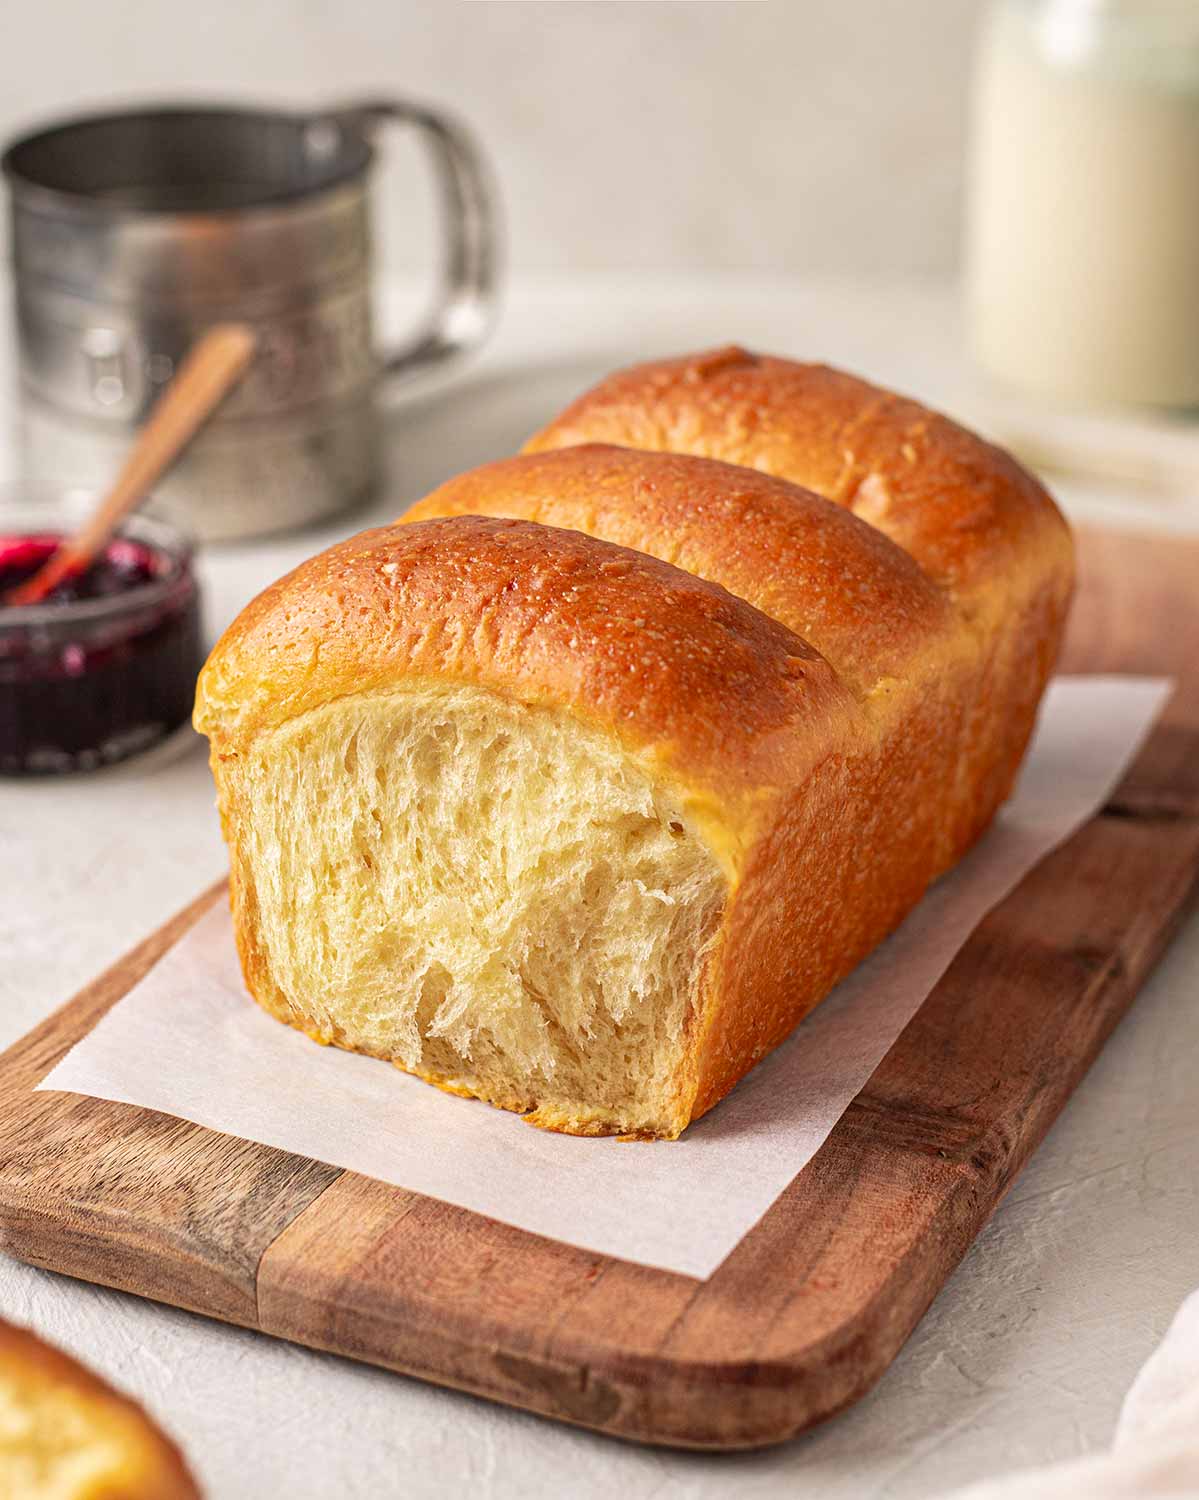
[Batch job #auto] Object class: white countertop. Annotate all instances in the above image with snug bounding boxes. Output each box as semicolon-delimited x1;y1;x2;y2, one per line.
2;274;1196;1499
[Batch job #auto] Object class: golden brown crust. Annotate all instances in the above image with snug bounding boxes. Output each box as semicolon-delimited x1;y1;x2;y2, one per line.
524;345;1072;608
522;347;1075;870
195;514;859;814
691;736;939;1120
403;445;955;697
0;1319;200;1498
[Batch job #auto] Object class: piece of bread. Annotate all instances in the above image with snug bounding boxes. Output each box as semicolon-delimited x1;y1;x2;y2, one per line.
0;1319;200;1499
195;349;1073;1140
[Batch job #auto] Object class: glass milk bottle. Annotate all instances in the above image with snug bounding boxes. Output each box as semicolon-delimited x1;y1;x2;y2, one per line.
966;0;1199;408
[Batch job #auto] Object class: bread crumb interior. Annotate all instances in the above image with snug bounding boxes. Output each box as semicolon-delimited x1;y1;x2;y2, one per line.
224;684;727;1136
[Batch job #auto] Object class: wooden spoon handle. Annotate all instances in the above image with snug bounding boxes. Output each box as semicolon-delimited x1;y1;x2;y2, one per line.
7;324;257;606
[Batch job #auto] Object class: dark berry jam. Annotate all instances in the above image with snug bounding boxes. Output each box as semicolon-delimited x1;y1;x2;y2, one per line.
0;533;161;603
0;523;202;774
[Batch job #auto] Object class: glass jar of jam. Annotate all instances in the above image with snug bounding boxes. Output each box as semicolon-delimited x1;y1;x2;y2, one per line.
0;500;202;774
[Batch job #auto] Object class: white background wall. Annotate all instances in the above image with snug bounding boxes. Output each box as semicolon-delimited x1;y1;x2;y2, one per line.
0;0;985;277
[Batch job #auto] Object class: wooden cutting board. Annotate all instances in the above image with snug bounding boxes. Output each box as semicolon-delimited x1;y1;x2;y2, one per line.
0;528;1196;1452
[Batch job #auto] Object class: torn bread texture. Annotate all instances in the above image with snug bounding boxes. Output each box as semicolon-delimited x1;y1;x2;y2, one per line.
219;683;726;1138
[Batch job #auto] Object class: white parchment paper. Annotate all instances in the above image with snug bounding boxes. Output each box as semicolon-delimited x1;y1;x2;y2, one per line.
40;676;1170;1279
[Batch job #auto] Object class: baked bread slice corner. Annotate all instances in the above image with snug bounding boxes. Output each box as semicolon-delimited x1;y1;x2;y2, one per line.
0;1319;200;1499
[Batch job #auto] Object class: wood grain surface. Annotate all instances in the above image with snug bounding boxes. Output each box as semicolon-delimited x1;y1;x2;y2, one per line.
0;529;1196;1450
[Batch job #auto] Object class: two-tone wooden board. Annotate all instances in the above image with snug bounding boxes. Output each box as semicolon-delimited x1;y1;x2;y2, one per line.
0;528;1196;1450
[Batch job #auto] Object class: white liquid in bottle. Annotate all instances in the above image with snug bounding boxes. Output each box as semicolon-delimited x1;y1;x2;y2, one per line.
966;1;1199;409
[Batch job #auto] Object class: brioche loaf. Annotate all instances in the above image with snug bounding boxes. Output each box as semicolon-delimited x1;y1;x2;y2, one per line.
0;1319;199;1498
195;348;1073;1140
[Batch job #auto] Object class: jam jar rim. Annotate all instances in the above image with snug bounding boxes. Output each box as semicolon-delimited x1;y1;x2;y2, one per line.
0;504;196;635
